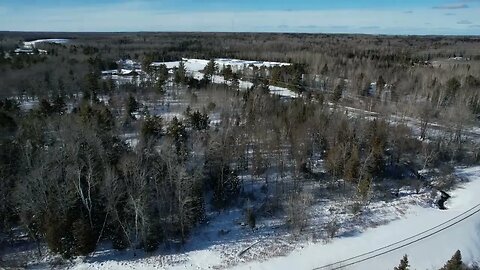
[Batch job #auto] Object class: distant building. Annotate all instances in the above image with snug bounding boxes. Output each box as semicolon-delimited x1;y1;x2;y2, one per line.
14;48;34;55
117;59;142;70
102;60;146;86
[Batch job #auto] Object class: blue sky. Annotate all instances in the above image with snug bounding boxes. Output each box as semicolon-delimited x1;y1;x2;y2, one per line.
0;0;479;34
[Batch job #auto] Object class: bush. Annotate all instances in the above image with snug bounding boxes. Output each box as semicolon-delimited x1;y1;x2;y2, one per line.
44;216;73;258
285;190;312;233
72;219;97;256
143;223;163;252
325;218;340;239
110;225;129;251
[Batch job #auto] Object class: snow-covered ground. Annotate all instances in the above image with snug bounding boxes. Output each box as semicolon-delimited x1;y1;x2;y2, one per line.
23;39;69;49
102;58;297;98
150;58;290;73
233;167;480;270
65;167;480;270
150;58;298;98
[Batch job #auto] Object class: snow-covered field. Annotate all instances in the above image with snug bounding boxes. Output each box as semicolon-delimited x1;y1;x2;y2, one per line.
101;58;297;98
23;39;69;48
67;167;480;270
150;58;290;73
150;58;298;98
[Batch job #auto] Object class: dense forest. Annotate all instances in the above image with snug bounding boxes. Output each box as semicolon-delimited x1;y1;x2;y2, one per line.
1;32;480;268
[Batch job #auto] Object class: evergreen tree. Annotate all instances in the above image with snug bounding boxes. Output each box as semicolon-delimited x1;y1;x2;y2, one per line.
174;61;187;85
204;59;217;83
38;99;54;116
376;75;386;96
156;63;169;93
325;144;344;179
190;110;210;131
367;136;386;178
331;81;344;103
126;95;139;118
394;255;409;270
222;65;233;81
443;78;461;106
357;174;372;201
440;250;464;270
167;117;188;158
141;115;163;141
344;145;360;182
52;95;66;114
157;63;169;82
84;72;99;102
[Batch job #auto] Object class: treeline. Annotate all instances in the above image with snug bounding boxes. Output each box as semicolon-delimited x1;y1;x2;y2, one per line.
2;32;480;136
394;250;479;270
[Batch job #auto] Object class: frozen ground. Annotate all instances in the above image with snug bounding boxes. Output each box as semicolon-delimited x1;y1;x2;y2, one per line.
61;166;480;270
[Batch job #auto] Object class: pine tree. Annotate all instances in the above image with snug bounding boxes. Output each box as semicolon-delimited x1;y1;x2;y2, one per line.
204;59;217;83
52;95;66;114
141;115;163;141
222;65;233;81
325;144;344;179
394;255;409;270
376;75;386;96
440;250;464;270
156;63;169;92
84;72;99;102
367;136;386;178
174;61;187;85
443;78;461;106
331;80;344;103
126;95;139;118
357;174;372;202
167;117;188;158
344;145;360;183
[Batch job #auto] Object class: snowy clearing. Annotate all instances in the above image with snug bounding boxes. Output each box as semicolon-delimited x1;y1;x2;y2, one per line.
150;58;290;73
23;39;69;48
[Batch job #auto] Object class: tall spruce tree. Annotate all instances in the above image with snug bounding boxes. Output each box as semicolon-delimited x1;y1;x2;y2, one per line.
394;255;410;270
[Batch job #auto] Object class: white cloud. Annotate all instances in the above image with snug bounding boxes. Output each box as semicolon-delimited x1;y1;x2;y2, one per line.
433;4;469;9
458;19;473;24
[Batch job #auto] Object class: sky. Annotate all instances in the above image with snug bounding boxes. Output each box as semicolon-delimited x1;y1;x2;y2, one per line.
0;0;480;35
